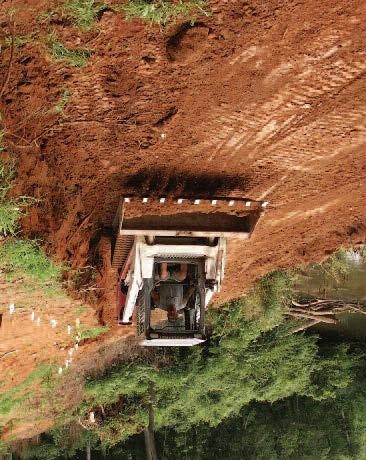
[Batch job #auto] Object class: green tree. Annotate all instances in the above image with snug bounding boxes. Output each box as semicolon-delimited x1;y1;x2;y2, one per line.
81;273;360;446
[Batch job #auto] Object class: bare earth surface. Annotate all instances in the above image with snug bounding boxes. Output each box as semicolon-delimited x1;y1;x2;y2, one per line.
0;0;366;436
0;277;134;439
0;280;96;392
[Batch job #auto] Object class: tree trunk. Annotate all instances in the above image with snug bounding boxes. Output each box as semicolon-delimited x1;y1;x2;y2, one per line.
86;442;91;460
144;382;159;460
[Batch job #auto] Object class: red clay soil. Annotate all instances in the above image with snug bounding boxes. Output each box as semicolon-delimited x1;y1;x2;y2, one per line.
1;0;366;308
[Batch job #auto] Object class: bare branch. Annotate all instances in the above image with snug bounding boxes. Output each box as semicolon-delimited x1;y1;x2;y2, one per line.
287;311;337;324
290;320;322;334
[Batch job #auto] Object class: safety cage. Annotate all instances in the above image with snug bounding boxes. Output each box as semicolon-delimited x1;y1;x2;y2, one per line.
136;257;207;340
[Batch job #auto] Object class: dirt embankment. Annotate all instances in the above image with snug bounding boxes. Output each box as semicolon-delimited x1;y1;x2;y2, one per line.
0;0;365;304
0;0;366;443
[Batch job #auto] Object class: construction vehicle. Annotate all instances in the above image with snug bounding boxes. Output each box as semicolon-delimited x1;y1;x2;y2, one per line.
111;196;267;347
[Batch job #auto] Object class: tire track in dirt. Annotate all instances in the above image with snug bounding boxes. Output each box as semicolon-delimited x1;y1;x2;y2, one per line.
71;71;116;122
205;56;365;169
189;17;366;201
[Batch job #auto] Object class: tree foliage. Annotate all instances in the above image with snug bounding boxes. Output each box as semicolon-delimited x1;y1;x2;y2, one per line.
78;272;360;447
154;361;366;460
9;269;365;458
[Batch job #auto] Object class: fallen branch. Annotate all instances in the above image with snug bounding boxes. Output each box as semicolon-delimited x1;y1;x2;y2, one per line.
290;307;338;317
298;309;343;317
287;311;337;324
290;319;322;334
291;299;366;313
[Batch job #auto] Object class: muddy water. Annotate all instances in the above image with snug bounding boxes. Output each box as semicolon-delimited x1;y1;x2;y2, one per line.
296;253;366;339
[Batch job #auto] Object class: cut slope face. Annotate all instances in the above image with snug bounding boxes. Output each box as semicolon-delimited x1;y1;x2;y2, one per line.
0;0;365;304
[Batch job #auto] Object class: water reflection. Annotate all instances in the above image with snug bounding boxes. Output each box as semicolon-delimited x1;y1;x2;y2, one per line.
296;249;366;339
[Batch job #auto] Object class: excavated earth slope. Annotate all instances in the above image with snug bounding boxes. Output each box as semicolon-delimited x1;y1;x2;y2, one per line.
1;0;366;306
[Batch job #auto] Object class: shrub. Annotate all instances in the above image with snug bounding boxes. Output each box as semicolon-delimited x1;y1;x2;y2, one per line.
65;0;111;31
0;239;63;284
0;158;33;236
316;249;353;285
0;156;16;200
0;201;22;236
209;271;293;344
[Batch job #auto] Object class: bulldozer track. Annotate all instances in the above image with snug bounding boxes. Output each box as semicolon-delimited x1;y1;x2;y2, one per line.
111;235;134;271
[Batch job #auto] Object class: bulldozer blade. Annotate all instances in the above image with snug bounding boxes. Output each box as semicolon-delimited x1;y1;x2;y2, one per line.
114;196;266;240
112;234;134;270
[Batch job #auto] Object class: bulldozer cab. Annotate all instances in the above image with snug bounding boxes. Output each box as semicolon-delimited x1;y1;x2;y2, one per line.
112;196;267;346
137;258;207;346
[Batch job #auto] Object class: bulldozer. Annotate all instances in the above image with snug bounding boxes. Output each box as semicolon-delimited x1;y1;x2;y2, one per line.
110;196;267;347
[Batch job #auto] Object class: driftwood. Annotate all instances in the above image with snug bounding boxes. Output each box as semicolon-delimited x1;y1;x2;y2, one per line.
288;298;366;333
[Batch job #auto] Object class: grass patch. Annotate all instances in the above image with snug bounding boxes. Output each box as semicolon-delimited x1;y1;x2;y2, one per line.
0;365;55;417
77;325;110;341
65;0;111;31
0;239;64;285
50;42;91;67
39;10;58;23
5;31;38;48
0;158;34;236
75;306;87;315
122;0;209;28
54;88;71;115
